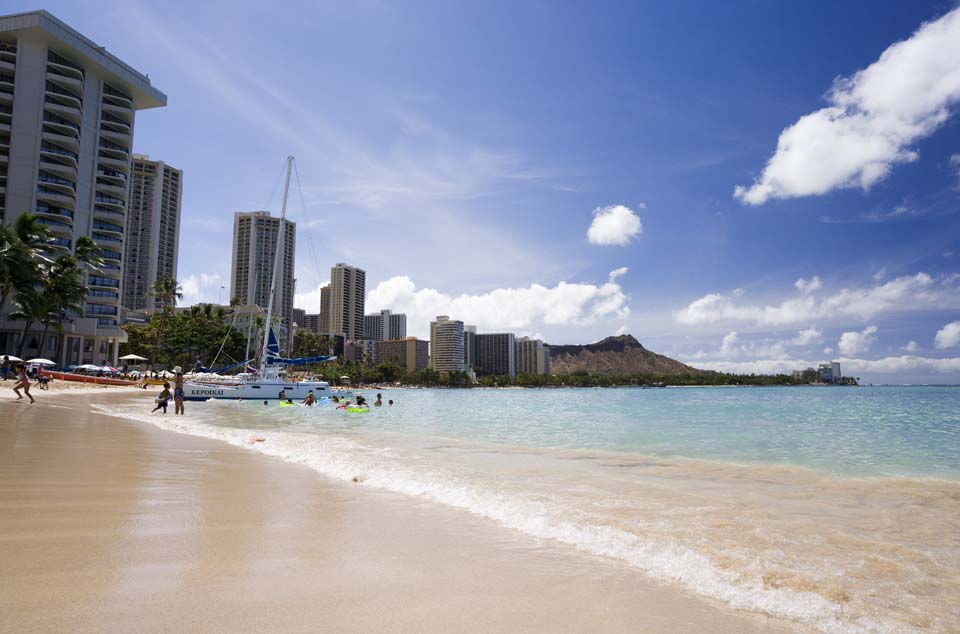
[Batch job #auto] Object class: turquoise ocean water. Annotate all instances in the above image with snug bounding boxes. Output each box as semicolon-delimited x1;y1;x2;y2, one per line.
102;385;960;634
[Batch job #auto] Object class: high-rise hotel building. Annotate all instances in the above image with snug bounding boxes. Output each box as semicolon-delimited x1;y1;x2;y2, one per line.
230;211;296;341
122;154;182;310
429;315;464;373
0;11;166;364
363;309;406;341
329;263;365;340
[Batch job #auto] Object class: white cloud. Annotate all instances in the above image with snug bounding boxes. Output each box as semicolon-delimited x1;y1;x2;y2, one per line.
790;326;822;346
587;205;643;246
364;270;631;339
838;325;878;355
675;272;952;327
696;327;822;361
720;331;739;355
903;340;920;352
179;273;224;306
935;320;960;349
689;355;960;376
873;267;888;281
794;276;822;294
615;325;629;336
734;8;960;204
823;347;834;354
609;266;630;279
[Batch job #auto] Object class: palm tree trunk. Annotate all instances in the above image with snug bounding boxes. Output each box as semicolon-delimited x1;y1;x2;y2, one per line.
16;320;35;357
39;322;51;359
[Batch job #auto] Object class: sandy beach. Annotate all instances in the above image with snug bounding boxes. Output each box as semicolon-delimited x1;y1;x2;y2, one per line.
0;389;805;634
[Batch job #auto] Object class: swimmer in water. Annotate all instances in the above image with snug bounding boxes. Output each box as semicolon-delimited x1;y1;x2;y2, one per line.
374;393;382;407
302;391;316;406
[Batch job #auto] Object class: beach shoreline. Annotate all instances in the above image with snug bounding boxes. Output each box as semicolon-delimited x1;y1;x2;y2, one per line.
0;389;806;634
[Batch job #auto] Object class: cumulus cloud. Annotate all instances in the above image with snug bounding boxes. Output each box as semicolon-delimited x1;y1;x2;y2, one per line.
180;273;224;305
720;332;739;355
838;325;878;355
364;269;631;339
794;276;821;294
903;340;920;352
734;8;960;205
587;205;642;246
935;320;960;349
790;326;823;346
689;355;960;376
694;327;824;360
823;347;834;355
675;272;953;327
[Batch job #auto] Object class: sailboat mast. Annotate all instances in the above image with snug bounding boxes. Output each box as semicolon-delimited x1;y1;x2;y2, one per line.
259;156;294;373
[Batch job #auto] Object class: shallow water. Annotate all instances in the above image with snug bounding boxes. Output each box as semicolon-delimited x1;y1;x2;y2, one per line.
99;386;960;634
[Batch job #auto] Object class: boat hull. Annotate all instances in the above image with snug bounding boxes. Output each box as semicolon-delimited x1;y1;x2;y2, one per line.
182;380;343;401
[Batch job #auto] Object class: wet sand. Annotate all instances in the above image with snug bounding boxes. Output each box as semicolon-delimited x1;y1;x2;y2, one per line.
0;391;804;634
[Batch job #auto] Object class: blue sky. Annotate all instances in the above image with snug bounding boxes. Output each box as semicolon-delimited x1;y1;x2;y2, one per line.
12;1;960;382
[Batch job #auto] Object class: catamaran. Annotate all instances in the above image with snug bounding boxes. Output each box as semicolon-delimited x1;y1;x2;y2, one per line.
181;157;340;402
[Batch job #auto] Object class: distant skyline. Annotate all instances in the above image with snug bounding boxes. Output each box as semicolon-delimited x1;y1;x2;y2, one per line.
9;1;959;383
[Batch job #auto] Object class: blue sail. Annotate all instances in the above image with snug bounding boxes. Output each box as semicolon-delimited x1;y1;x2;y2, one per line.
263;325;335;366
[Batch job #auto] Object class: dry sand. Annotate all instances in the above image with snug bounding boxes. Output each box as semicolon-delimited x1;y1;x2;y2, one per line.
0;390;806;634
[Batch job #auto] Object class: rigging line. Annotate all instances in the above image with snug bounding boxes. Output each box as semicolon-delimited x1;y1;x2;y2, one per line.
262;158;288;214
292;159;322;283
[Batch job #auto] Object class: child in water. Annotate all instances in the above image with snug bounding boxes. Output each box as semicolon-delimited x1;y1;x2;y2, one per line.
152;383;172;413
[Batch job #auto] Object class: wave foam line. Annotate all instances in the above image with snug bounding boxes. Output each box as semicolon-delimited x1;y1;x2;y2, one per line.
95;405;914;634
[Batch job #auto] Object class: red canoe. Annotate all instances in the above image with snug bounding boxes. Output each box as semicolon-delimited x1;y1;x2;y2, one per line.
42;370;139;386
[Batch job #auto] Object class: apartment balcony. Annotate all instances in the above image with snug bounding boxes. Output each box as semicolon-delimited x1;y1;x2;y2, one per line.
46;71;83;94
41;129;80;153
43;100;81;122
96;180;127;197
39;159;78;180
92;220;123;236
94;193;125;210
101;100;132;117
44;84;82;111
92;231;122;244
96;169;126;186
36;203;74;221
93;204;126;220
99;126;131;144
36;187;75;207
96;154;129;171
88;275;121;289
0;59;13;73
37;215;73;232
37;172;76;194
97;145;129;161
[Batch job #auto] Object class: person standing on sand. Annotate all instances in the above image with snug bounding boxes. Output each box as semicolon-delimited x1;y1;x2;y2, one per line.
12;363;35;404
1;355;10;380
173;367;185;415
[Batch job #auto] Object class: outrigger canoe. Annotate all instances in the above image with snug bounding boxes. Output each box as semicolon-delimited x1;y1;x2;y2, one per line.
42;370;139;386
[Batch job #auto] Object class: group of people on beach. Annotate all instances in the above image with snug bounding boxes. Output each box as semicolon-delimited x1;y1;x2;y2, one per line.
2;355;36;404
151;366;185;415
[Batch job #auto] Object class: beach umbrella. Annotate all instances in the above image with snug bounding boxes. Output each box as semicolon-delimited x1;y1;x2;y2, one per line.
100;365;119;373
119;354;148;361
77;363;100;371
27;358;56;365
2;355;24;362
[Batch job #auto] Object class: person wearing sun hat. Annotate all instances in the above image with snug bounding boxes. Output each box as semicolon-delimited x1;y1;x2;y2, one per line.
173;366;185;415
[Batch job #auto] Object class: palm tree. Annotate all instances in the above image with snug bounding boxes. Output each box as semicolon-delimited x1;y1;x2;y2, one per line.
42;237;103;360
11;286;54;357
150;277;182;366
0;213;52;314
